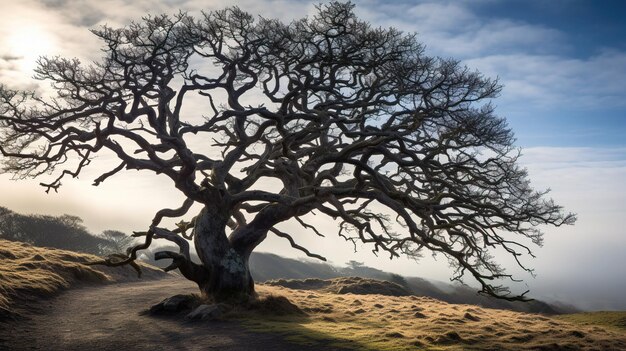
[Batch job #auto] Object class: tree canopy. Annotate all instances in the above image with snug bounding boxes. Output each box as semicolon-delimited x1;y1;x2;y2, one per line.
0;2;575;300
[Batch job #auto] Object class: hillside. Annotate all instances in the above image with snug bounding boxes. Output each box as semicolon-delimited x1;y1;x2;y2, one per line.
246;281;626;350
0;238;166;321
137;249;573;315
247;252;573;314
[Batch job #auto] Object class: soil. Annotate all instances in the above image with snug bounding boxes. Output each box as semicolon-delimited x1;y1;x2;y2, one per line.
0;275;351;351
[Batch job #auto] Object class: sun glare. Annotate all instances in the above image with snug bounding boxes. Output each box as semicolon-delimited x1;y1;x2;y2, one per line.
6;23;57;74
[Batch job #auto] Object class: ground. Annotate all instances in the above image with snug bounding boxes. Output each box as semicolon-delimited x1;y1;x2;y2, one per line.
0;276;348;351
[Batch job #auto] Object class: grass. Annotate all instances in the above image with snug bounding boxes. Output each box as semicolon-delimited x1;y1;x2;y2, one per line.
556;311;626;331
236;283;626;351
0;238;162;320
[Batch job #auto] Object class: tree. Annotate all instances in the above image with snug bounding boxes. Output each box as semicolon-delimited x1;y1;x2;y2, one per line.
0;2;575;301
388;273;409;290
0;207;111;254
99;230;137;255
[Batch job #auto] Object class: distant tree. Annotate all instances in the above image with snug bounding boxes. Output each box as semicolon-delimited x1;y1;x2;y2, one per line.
0;207;110;254
346;261;365;270
98;230;136;255
388;273;409;289
0;2;574;301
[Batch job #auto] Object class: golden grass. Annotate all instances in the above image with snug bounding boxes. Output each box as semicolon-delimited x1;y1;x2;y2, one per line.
556;311;626;332
240;284;626;350
0;239;161;320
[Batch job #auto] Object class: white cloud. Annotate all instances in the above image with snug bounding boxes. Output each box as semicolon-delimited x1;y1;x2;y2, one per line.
357;1;626;113
466;50;626;110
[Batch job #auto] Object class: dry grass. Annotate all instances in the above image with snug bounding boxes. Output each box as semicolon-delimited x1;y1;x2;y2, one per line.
0;239;163;320
265;277;411;296
241;283;626;350
556;311;626;332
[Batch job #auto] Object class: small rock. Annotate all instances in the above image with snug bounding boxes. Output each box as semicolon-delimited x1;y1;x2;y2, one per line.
413;311;427;318
351;300;363;306
149;294;195;314
354;308;366;314
373;303;384;308
186;304;224;321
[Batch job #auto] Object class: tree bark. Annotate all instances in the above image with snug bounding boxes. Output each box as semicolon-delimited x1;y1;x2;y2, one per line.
192;204;255;301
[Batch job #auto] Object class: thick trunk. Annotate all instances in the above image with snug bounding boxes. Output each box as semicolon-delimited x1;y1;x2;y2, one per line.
192;205;254;301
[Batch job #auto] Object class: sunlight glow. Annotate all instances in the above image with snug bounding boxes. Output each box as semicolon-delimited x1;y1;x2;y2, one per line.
6;23;57;74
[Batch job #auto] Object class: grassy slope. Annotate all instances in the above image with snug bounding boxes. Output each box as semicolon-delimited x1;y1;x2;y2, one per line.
241;283;626;351
248;252;573;315
556;311;626;332
0;239;164;320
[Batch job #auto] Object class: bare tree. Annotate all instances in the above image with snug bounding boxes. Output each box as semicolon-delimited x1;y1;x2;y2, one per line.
0;2;574;301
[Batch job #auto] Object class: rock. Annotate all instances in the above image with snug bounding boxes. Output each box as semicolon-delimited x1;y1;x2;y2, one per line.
149;294;196;314
186;304;225;321
413;311;427;318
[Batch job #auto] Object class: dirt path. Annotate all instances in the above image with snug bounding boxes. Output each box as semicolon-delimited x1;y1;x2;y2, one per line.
0;276;347;351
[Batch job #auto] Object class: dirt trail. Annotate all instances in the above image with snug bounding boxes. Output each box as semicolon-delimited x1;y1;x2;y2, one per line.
0;276;345;351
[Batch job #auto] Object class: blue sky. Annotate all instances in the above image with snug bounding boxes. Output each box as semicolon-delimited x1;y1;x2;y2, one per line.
0;0;625;310
472;0;626;147
355;0;626;148
478;0;626;57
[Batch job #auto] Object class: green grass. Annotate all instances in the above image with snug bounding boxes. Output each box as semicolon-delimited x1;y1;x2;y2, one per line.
556;311;626;331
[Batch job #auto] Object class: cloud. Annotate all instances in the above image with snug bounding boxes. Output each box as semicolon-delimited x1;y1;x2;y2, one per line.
354;1;626;115
465;50;626;110
356;1;565;58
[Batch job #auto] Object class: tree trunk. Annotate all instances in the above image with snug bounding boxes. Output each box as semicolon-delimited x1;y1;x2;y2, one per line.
192;205;255;301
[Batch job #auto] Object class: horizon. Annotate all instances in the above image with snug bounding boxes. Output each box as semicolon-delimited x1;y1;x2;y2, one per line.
1;0;625;311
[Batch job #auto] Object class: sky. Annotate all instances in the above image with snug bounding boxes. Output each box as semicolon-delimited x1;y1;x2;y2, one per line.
0;0;625;310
